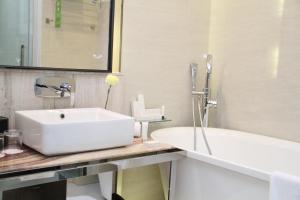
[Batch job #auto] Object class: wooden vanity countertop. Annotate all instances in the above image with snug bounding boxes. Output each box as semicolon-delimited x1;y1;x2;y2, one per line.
0;138;178;176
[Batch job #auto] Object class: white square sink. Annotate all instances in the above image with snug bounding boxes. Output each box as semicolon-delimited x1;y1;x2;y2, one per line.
15;108;135;155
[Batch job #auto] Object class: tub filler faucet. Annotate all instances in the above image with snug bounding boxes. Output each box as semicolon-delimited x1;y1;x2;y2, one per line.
190;54;217;155
191;54;217;127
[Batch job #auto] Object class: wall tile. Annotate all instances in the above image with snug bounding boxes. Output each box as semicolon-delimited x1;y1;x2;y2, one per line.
209;0;300;142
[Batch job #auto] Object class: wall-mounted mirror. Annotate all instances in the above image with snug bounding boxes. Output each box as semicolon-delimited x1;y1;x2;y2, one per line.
0;0;122;72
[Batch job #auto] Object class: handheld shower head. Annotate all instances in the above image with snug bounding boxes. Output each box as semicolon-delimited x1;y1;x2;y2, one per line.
203;54;213;74
190;63;198;91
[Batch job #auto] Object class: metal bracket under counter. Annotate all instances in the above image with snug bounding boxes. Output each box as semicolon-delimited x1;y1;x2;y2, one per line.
0;151;185;200
0;163;118;200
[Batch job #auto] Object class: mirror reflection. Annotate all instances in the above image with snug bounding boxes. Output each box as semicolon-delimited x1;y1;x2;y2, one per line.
0;0;122;71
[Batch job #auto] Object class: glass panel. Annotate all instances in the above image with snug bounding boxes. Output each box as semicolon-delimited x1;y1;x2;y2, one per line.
0;0;31;66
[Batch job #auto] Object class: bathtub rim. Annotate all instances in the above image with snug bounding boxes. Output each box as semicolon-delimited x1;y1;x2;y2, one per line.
151;127;276;182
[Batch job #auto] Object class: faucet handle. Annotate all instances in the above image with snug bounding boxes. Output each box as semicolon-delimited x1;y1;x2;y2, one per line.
208;99;217;108
59;83;72;98
60;83;72;92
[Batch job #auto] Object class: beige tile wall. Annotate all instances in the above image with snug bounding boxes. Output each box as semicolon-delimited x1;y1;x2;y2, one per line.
120;0;211;128
208;0;300;142
120;165;165;200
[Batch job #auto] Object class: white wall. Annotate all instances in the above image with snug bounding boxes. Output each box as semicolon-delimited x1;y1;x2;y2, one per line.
120;0;211;128
208;0;300;142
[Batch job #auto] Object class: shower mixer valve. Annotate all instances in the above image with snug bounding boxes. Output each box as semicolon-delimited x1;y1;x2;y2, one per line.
190;54;217;154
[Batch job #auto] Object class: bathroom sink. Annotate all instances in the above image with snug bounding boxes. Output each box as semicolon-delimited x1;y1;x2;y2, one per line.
15;108;134;155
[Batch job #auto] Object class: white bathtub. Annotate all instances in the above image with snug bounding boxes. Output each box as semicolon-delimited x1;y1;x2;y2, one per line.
151;127;300;200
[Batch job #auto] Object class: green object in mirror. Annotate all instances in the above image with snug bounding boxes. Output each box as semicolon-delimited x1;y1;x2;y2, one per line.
55;0;62;28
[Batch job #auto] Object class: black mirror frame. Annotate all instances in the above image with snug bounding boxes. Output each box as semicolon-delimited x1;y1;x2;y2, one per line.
0;0;117;73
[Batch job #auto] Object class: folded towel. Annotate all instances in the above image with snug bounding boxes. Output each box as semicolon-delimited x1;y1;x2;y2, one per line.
270;172;300;200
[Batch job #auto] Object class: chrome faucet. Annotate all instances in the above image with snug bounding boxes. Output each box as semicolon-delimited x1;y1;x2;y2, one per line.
190;54;217;155
34;77;75;99
202;54;217;127
191;55;217;127
35;82;72;97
